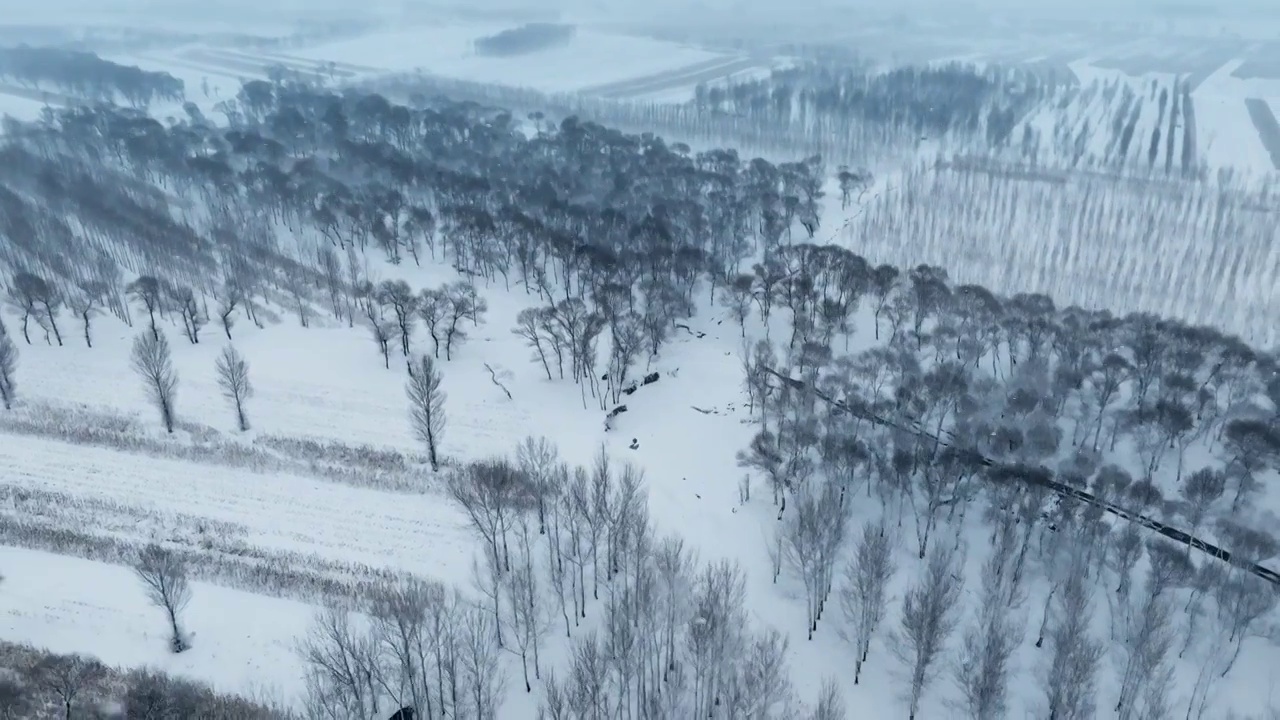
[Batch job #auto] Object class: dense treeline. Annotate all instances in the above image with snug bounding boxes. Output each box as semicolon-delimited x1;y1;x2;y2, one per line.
0;45;183;108
358;60;1052;171
473;23;576;57
694;62;1054;151
727;237;1280;717
0;77;826;413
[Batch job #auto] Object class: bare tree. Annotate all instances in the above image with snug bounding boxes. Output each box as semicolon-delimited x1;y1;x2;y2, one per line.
562;632;610;718
1042;566;1103;720
418;288;449;359
471;549;505;648
515;435;560;534
133;543;193;652
0;332;15;410
1116;540;1182;712
513;307;555;380
215;344;253;431
368;307;394;369
67;281;105;348
952;539;1023;720
131;330;178;433
299;605;383;720
31;653;107;720
449;458;524;573
725;627;798;717
4;272;43;345
369;578;443;717
785;479;848;639
892;543;964;720
1179;468;1225;556
506;513;548;691
217;281;241;340
25;272;63;346
839;519;896;684
1211;568;1276;678
687;560;749;718
318;245;347;323
170;284;206;344
378;280;419;356
407;354;445;471
127;275;164;342
1114;581;1175;720
443;281;487;360
808;677;847;720
460;606;504;719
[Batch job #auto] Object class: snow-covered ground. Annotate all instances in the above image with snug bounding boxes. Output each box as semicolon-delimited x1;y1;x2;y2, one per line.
3;234;1278;717
1196;59;1280;176
0;92;49;123
100;23;747;113
0;547;311;705
0;275;840;713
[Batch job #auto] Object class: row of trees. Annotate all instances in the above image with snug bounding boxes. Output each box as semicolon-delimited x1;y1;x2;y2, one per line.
0;649;286;719
693;62;1050;146
0;45;183;108
363;279;487;367
4;270;217;350
845;157;1279;349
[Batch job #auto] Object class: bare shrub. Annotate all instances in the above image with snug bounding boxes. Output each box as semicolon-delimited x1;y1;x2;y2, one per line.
29;652;108;719
133;543;194;652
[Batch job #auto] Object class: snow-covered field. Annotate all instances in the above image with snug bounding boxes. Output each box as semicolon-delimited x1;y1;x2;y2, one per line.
0;547;312;704
101;21;744;105
1194;59;1280;177
289;24;723;94
1007;57;1280;177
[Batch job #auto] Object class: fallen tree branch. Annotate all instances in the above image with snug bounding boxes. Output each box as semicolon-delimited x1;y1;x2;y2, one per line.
484;362;512;400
